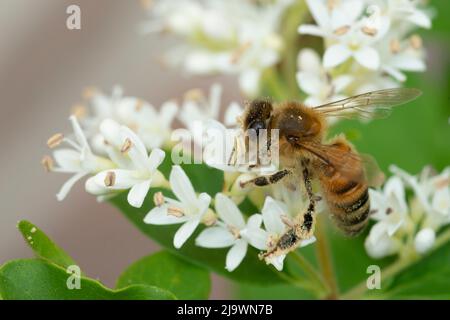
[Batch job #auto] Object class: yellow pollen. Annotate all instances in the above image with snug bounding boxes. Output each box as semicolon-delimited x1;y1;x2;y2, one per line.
230;41;252;64
390;39;401;54
167;207;185;218
47;133;64;149
104;171;116;187
333;25;350;36
41;155;54;172
410;34;422;49
153;192;165;207
361;26;377;36
121;138;133;154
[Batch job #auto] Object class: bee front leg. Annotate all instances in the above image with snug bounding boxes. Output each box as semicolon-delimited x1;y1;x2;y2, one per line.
239;169;291;188
297;165;317;237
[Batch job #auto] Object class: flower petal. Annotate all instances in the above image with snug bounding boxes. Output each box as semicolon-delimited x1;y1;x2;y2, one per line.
215;193;246;229
353;46;380;70
195;226;235;248
53;149;82;172
56;172;87;201
170;165;197;206
261;197;286;234
127;180;151;208
147;148;165;172
144;205;189;225
225;239;248;272
174;219;200;248
323;44;352;68
224;102;243;127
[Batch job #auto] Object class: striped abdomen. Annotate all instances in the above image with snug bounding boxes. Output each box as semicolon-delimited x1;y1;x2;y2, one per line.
317;164;370;236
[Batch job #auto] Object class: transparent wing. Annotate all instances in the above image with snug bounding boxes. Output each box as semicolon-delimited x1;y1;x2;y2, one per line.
302;141;384;188
312;88;422;120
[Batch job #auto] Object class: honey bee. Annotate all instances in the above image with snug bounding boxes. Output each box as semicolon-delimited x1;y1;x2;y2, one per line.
234;88;421;259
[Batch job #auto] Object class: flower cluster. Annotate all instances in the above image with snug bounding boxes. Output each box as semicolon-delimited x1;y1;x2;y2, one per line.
365;165;450;259
142;0;293;97
43;84;316;272
298;0;432;106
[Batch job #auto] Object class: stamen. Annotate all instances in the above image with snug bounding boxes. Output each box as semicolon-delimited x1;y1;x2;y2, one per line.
47;133;64;149
153;192;165;207
227;225;241;239
202;213;217;227
71;104;87;119
333;25;350;36
410;34;422;49
230;41;252;64
135;99;144;112
386;207;393;215
104;171;116;187
280;215;295;228
121;138;133;154
184;88;204;102
361;26;377;36
390;39;400;54
140;0;154;9
327;0;338;10
41;155;54;172
435;177;450;189
167;206;185;217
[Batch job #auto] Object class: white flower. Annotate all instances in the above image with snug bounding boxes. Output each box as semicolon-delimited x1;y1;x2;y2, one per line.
414;227;435;254
365;176;408;258
85;123;166;208
195;193;267;271
296;48;352;106
260;197;316;271
146;0;291;97
380;0;432;29
144;165;212;248
79;86;177;152
48;116;114;201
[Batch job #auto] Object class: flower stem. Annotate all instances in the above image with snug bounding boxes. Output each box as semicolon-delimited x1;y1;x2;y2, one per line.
315;214;339;299
291;250;329;295
341;227;450;300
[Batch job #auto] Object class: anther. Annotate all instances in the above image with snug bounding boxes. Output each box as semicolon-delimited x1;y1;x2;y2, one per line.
167;207;185;218
104;171;116;187
121;138;133;153
153;192;164;207
361;26;377;36
47;133;64;149
41;155;54;172
410;34;422;49
390;39;400;54
333;25;350;36
230;41;252;64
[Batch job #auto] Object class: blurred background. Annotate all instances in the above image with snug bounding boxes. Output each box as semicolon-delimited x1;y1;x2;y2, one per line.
0;0;449;300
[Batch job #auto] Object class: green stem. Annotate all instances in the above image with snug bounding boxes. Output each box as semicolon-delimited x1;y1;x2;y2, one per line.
315;215;339;299
341;227;450;300
291;250;329;295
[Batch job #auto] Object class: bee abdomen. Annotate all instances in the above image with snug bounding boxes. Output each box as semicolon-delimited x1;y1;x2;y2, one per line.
326;180;370;236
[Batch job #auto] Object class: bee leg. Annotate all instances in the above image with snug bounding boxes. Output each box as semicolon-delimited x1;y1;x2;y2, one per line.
298;165;316;237
239;169;291;188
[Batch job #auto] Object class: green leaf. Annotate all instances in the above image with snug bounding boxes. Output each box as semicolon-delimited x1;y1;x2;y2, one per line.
116;251;211;299
367;239;450;299
17;220;77;270
110;159;286;285
0;259;176;300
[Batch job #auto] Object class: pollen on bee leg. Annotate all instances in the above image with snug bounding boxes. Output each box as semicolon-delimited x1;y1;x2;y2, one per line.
41;155;54;172
104;171;116;187
167;207;185;218
121;138;133;154
410;34;423;49
390;39;401;54
47;133;64;149
153;192;165;207
361;26;377;36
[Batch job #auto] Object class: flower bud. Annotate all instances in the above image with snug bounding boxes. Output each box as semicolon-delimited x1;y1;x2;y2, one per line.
414;228;435;254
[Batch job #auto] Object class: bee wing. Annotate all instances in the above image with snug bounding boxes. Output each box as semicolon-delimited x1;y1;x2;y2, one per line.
312;88;422;120
302;141;384;187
